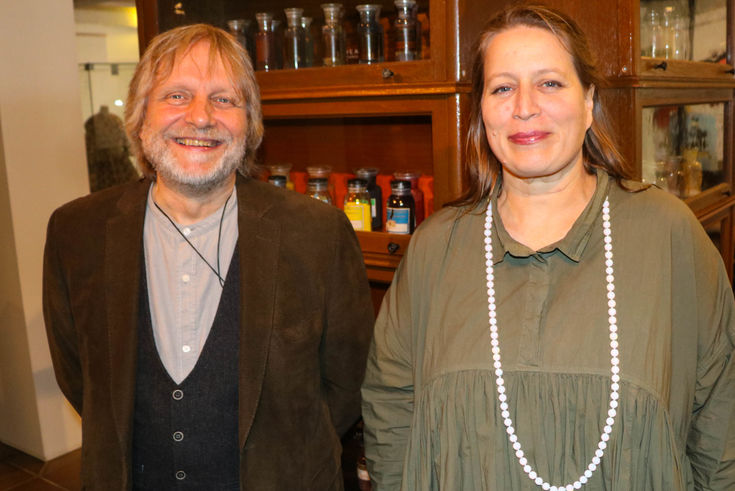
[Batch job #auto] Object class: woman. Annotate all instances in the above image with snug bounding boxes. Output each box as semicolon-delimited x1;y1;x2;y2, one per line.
361;5;735;490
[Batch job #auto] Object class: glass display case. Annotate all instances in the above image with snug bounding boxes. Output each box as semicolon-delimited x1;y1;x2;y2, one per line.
640;0;727;62
641;102;725;199
79;62;137;124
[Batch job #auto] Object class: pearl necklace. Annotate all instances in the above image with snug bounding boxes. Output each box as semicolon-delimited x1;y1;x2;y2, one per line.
484;197;620;491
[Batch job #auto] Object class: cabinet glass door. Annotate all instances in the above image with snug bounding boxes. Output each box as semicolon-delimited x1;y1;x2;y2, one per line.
641;101;725;199
640;0;726;62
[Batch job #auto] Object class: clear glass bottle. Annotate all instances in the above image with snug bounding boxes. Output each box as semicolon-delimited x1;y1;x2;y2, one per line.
227;19;254;60
344;178;372;231
393;0;420;61
307;178;333;204
267;163;294;190
272;19;285;69
255;12;277;71
306;165;334;202
321;3;346;66
393;170;424;226
284;8;306;69
356;4;384;64
386;179;415;234
301;16;315;67
355;167;382;231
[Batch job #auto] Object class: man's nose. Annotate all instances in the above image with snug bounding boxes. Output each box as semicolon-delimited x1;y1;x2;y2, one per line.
185;95;215;128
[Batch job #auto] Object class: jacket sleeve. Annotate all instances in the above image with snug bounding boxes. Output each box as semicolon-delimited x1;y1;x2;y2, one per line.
321;211;375;437
361;245;415;490
42;209;83;415
686;224;735;490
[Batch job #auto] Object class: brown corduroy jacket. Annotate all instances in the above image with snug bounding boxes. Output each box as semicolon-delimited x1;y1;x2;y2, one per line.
43;173;374;490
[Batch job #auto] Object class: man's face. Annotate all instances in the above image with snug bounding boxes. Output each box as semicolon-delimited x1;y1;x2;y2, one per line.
140;41;248;196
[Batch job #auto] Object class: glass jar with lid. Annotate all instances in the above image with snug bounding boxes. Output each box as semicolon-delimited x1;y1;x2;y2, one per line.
393;0;420;61
321;3;346;66
267;163;294;190
344;178;372;231
393;170;424;226
255;12;277;71
386;179;415;234
268;175;287;188
356;4;384;64
307;178;333;204
284;8;307;69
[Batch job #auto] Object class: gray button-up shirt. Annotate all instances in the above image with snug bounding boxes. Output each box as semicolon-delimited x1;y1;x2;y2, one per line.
143;184;238;384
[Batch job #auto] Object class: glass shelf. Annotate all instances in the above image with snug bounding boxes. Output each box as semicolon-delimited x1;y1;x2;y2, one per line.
641;101;725;199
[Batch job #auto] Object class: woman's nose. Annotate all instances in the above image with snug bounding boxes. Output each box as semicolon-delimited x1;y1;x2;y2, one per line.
512;86;540;121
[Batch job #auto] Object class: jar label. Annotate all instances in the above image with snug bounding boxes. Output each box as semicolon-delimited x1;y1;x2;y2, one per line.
386;207;411;234
344;202;372;231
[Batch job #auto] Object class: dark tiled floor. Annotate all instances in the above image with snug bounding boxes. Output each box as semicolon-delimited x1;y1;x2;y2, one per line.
0;443;80;491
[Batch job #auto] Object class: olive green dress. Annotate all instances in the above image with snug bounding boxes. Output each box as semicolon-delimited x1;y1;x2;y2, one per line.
361;172;735;490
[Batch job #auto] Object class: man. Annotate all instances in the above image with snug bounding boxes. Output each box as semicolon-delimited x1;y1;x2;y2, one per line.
43;24;374;490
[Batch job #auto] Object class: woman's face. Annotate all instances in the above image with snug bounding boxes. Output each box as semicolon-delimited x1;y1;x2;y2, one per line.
481;26;594;181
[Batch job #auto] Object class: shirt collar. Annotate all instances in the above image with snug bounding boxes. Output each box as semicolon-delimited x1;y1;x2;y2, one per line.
489;170;611;264
146;183;238;240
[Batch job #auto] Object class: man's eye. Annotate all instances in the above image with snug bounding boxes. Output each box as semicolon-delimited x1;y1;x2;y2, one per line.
214;96;235;105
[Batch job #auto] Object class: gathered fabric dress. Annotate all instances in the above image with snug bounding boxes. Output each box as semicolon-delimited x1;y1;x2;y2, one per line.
361;171;735;490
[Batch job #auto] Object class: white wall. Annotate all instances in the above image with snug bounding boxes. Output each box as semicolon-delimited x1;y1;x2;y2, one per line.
0;0;87;460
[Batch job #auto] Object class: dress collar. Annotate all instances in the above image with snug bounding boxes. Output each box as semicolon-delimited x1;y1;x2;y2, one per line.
489;170;611;264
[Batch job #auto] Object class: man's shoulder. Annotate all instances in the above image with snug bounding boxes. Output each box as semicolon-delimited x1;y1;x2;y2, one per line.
237;177;347;229
50;179;149;226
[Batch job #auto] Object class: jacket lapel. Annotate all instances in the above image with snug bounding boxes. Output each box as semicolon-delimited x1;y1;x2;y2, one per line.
105;180;149;456
235;176;280;448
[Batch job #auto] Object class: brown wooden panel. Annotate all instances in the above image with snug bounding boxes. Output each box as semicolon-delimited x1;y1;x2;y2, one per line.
260;115;433;177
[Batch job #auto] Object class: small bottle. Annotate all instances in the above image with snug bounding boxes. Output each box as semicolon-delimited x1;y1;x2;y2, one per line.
356;4;384;64
393;170;424;226
284;8;306;69
307;178;333;204
255;13;277;71
393;0;420;61
302;16;315;67
272;19;285;69
344;178;372;231
322;3;346;66
267;163;294;190
268;175;287;188
355;167;382;231
386;180;415;234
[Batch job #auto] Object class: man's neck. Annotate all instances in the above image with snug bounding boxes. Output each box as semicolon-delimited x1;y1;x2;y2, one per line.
152;174;236;225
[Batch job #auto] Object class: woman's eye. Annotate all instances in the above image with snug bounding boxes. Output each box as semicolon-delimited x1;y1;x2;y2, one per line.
491;86;512;95
541;80;562;88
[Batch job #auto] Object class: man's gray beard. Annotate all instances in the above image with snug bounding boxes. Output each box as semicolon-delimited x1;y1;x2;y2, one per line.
141;128;246;198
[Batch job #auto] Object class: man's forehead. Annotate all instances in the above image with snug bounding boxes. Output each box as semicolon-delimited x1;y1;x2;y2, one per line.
152;41;239;91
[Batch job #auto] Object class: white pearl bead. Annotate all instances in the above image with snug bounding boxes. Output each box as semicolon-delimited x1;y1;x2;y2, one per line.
500;402;508;411
603;424;612;434
542;483;550;490
509;433;517;443
535;477;544;486
592;455;601;465
574;482;582;489
580;475;588;484
529;471;537;480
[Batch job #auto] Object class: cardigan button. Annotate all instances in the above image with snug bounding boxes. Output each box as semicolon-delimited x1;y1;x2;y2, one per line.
175;470;186;480
173;431;184;442
172;389;184;400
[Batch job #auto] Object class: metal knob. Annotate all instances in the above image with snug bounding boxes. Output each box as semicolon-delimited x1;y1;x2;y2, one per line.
387;242;400;254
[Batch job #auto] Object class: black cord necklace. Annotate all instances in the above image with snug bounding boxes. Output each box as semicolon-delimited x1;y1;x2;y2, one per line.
153;194;232;288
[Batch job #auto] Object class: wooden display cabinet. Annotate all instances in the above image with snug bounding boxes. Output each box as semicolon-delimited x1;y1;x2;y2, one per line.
136;0;735;290
533;0;735;281
135;0;488;301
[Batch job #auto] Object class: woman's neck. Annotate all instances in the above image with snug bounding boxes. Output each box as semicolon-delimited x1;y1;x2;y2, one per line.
497;165;597;251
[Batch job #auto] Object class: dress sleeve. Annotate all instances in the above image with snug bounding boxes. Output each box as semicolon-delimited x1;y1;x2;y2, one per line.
685;223;735;490
321;210;375;437
42;210;83;415
361;246;416;490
